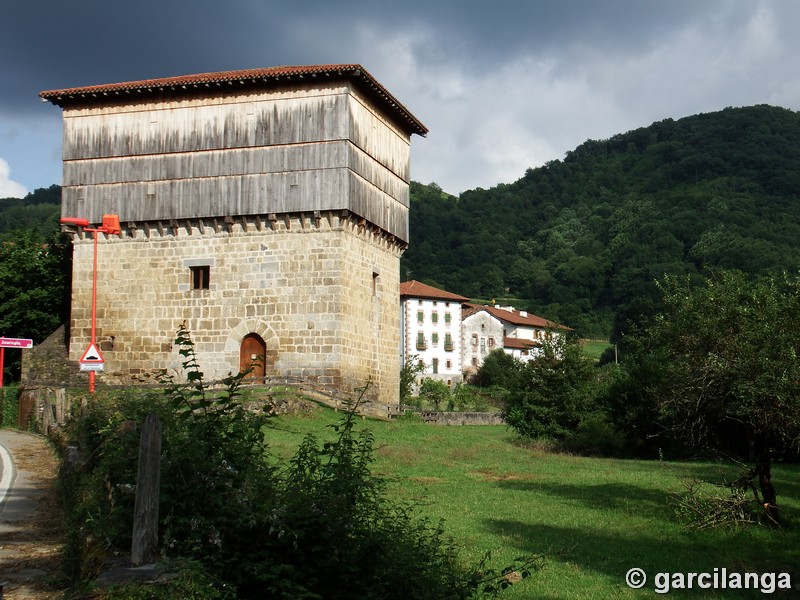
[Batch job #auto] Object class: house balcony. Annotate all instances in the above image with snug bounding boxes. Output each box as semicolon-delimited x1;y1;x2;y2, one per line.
416;342;428;351
444;342;454;352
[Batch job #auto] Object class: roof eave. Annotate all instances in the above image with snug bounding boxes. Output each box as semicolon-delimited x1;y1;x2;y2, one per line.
39;64;428;137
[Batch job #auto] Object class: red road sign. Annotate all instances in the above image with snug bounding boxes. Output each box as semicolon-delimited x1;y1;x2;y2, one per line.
79;342;105;372
0;337;33;349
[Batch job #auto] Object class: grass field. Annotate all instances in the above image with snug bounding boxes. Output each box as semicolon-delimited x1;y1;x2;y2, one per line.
580;339;613;361
264;408;800;598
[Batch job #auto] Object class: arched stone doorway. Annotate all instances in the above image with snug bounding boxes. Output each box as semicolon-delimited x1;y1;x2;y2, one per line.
240;333;267;379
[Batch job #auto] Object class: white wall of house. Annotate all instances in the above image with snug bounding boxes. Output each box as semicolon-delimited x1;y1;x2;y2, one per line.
504;342;541;363
461;311;505;374
401;297;463;386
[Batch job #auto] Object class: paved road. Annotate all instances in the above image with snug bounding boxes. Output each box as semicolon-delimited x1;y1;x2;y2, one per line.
0;430;46;533
0;429;61;599
0;436;14;513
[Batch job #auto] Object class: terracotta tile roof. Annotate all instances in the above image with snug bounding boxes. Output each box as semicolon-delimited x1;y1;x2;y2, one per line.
400;280;470;302
39;64;428;136
503;336;542;350
464;303;569;330
460;305;483;319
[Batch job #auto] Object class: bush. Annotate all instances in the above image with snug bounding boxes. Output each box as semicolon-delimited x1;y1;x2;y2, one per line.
400;355;426;403
419;378;451;410
503;336;598;440
562;415;625;457
451;384;492;412
242;406;485;599
1;385;18;426
472;350;520;389
58;326;538;598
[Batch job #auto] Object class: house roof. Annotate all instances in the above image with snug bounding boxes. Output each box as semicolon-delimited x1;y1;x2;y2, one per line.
503;337;542;350
461;305;486;319
399;280;470;302
464;303;569;330
39;64;428;137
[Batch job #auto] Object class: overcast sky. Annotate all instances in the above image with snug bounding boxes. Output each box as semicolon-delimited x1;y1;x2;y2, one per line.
3;0;800;198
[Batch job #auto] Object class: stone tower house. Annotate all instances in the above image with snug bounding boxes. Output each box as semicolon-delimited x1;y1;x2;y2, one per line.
39;64;427;404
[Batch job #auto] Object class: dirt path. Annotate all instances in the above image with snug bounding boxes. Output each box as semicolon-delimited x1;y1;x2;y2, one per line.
0;430;63;600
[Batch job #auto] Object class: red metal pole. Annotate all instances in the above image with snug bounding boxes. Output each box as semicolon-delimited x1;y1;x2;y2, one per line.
62;215;118;394
0;346;4;389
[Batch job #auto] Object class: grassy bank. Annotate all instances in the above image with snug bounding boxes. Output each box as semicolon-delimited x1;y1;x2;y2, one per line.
580;339;612;361
265;409;800;599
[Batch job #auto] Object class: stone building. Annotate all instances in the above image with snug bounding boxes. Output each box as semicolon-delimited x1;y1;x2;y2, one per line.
39;64;427;404
461;306;505;375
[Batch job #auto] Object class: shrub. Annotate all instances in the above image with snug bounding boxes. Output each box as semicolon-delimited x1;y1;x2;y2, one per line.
242;402;486;599
419;378;451;410
503;336;598;440
58;326;539;598
562;415;625;457
0;385;18;426
451;384;492;412
400;355;426;402
472;350;520;389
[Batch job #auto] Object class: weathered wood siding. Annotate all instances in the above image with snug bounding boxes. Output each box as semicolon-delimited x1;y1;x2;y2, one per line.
60;82;411;241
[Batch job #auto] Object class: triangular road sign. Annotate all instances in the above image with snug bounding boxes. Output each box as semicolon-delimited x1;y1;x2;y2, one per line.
80;342;105;364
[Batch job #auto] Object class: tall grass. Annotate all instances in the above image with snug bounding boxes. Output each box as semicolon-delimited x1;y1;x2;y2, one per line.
265;409;800;599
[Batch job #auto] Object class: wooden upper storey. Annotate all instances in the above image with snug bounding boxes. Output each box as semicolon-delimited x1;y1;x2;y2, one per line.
41;65;427;242
40;65;427;137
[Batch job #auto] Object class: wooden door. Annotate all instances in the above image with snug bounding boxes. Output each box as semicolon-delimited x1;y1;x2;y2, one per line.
240;333;267;379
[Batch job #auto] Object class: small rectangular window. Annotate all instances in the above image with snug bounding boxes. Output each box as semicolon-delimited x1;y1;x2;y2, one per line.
417;311;424;323
431;333;439;346
444;313;451;324
431;312;438;323
190;265;210;290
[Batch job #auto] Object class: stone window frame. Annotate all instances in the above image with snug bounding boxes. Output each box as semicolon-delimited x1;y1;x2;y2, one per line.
184;258;215;292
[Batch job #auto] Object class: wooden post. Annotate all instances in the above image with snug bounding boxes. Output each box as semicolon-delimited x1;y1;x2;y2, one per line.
131;413;162;565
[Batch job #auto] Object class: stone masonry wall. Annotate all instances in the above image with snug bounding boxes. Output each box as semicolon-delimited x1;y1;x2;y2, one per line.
67;212;401;404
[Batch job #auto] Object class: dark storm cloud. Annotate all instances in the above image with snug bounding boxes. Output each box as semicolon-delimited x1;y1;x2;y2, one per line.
0;0;714;110
3;0;800;195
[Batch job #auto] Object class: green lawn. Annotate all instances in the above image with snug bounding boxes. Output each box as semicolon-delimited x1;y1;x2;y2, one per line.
265;409;800;599
580;339;613;361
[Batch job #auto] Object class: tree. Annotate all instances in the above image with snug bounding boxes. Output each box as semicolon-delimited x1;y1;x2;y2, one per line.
0;229;71;378
632;270;800;459
472;349;521;389
400;355;426;403
503;335;600;440
419;378;451;410
628;270;800;520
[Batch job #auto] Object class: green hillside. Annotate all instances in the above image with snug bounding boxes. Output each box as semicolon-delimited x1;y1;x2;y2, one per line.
0;184;61;240
402;105;800;338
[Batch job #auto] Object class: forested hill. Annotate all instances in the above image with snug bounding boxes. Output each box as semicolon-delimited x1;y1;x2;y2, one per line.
0;184;61;240
402;104;800;339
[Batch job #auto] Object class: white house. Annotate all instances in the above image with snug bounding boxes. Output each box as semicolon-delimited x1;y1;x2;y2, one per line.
400;280;469;387
400;282;570;389
461;306;505;375
464;303;569;364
